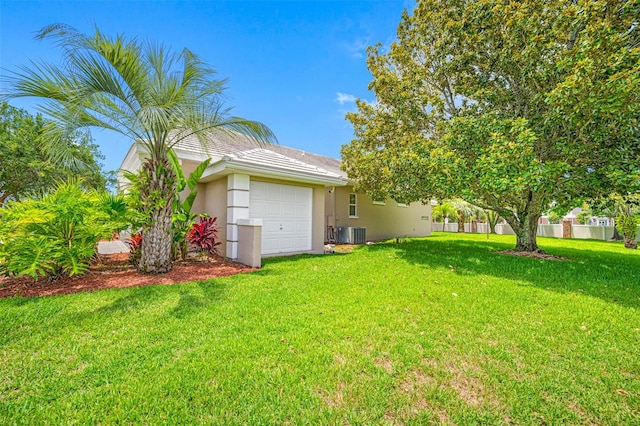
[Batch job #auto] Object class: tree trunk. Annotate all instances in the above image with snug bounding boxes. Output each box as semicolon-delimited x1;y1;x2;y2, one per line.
139;158;176;273
457;215;465;233
486;210;499;234
505;211;543;253
489;221;496;234
623;235;638;249
180;240;189;260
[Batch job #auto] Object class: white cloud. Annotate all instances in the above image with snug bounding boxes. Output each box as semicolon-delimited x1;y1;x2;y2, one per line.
336;92;356;105
346;37;370;59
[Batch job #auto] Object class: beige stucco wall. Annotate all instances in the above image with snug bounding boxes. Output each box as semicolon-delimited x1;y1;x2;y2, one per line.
331;186;432;241
194;175;326;258
237;219;262;268
198;178;228;256
138;156;330;258
311;184;325;254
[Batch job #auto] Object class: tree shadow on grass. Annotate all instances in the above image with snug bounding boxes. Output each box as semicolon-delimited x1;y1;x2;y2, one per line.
379;236;640;309
65;280;228;323
167;280;226;319
90;285;170;315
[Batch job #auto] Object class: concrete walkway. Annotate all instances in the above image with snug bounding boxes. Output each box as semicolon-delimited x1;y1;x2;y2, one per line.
97;240;130;255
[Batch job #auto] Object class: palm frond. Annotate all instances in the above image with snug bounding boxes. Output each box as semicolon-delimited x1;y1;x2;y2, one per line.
5;23;277;168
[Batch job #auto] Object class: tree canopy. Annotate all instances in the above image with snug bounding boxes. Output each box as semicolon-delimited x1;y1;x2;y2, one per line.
0;102;111;206
342;0;639;252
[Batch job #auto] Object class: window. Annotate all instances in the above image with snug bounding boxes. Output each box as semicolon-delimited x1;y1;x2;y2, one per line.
349;193;358;217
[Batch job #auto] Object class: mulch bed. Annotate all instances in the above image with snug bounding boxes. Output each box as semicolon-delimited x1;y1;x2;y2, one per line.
0;253;255;299
498;250;570;261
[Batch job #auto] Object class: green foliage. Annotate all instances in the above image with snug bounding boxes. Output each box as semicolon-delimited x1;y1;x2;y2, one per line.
431;202;457;221
452;199;483;231
615;215;639;249
123;160;177;229
5;24;276;272
342;0;640;252
432;201;458;231
547;1;640;195
576;212;591;225
547;211;562;224
0;102;112;206
588;193;640;242
168;150;211;260
120;170;150;232
0;180;124;279
592;193;640;218
484;209;501;234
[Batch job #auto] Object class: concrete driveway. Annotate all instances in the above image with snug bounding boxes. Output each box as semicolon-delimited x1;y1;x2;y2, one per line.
97;240;129;255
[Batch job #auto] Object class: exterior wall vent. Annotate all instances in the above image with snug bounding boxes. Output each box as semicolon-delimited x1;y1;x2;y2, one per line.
338;227;366;244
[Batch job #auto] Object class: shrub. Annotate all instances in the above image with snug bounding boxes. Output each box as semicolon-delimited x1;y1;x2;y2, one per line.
576;212;591;225
187;216;221;255
127;232;143;267
615;215;639;249
168;150;211;260
547;211;562;224
0;180;125;280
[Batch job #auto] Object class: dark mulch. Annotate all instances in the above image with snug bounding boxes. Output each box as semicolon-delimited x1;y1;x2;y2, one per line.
0;253;255;299
498;249;570;261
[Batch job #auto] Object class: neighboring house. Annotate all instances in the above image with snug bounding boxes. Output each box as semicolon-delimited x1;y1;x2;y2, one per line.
118;132;432;262
539;207;614;226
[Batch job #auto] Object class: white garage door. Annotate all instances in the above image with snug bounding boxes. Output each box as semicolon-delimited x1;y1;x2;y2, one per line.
249;181;313;255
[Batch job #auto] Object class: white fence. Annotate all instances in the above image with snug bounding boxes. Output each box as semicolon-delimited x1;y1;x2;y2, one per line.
432;222;640;241
433;222;516;235
571;225;616;240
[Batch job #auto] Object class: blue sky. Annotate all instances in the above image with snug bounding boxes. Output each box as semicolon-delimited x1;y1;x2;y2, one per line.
1;1;410;172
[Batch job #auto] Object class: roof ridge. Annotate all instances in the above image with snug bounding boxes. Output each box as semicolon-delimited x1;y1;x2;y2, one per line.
236;147;336;175
167;131;346;179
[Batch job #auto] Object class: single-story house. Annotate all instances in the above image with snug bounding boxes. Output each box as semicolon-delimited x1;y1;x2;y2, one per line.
118;132;432;264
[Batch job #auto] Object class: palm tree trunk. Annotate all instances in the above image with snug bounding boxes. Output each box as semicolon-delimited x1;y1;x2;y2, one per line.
141;203;174;273
139;158;176;273
623;235;638;249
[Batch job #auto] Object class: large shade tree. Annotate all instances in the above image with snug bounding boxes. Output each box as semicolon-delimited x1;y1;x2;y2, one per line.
4;24;275;272
342;0;639;252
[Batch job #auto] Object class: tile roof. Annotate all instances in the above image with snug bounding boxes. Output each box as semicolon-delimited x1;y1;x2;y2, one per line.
172;131;347;181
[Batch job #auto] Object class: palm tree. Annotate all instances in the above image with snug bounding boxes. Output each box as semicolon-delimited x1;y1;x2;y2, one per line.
432;201;458;232
590;193;640;246
451;199;482;233
484;209;501;234
3;24;275;273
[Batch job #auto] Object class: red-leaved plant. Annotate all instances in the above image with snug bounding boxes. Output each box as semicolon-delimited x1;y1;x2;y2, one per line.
187;216;221;255
127;232;143;266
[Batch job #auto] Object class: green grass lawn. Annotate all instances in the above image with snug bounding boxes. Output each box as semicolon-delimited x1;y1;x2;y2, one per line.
1;233;639;424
